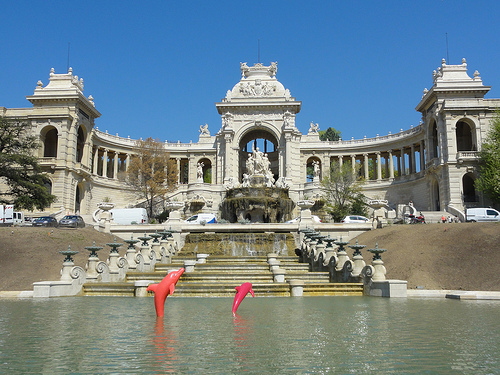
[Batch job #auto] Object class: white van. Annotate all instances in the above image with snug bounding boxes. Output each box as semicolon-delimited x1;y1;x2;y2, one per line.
110;208;148;225
184;213;217;224
465;208;500;222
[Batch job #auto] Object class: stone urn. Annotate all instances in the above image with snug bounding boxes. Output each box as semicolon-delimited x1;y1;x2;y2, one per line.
97;202;115;211
97;202;115;232
297;200;315;210
166;201;185;211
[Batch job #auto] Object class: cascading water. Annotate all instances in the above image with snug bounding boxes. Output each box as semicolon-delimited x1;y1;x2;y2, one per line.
182;232;296;256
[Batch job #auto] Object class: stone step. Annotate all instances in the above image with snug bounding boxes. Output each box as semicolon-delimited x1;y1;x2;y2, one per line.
82;283;135;296
303;283;364;296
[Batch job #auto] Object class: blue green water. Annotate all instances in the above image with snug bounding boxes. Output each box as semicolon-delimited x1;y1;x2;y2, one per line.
0;297;498;374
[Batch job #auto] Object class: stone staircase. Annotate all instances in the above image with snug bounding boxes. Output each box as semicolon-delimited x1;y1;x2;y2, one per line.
82;254;364;297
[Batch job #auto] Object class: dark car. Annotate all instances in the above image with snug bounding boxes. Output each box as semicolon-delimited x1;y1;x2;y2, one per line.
32;216;58;227
58;215;86;228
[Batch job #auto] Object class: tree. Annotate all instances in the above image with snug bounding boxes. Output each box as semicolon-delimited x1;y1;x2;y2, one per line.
319;127;342;141
476;111;500;206
320;161;366;222
127;137;178;218
0;116;56;210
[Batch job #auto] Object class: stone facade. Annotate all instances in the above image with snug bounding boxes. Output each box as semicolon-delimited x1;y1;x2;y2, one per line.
1;59;498;220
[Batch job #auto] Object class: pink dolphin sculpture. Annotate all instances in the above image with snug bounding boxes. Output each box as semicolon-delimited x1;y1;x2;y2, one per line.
232;282;255;316
147;268;185;317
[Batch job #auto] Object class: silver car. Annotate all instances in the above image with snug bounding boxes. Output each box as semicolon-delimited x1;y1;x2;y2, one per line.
59;215;86;228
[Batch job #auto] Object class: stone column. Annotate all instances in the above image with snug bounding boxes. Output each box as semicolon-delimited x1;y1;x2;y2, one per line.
125;153;130;172
103;149;108;178
176;158;181;183
388;150;394;179
400;148;405;176
410;144;416;174
376;152;382;181
363;154;369;179
113;152;119;179
93;147;99;175
420;140;425;172
351;154;356;175
338;155;343;167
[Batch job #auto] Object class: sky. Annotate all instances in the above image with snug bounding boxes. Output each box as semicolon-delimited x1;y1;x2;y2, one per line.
1;1;500;143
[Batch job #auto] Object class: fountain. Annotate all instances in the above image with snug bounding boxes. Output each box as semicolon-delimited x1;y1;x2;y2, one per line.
220;147;294;223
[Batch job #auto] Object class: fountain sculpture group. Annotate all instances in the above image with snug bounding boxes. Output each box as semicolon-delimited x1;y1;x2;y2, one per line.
221;146;294;223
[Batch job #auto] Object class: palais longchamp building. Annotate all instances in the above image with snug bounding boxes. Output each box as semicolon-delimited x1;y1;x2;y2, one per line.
1;59;498;221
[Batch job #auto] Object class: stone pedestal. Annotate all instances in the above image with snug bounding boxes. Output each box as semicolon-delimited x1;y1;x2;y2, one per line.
107;253;128;282
135;280;153;297
268;259;280;272
335;249;349;272
184;260;197;272
372;259;387;281
351;254;366;278
369;280;407;298
267;253;278;263
140;245;156;272
151;242;161;262
196;253;209;263
273;268;286;282
288;279;305;297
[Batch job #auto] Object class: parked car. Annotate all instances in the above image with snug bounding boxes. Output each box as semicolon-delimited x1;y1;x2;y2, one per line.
59;215;86;228
32;216;58;227
184;213;217;224
286;215;322;223
341;215;370;223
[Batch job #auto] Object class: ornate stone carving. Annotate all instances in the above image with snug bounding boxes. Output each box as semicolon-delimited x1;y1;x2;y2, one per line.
199;123;210;136
239;81;276;97
308;122;319;134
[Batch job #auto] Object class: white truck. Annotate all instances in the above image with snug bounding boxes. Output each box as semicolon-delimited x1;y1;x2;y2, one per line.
109;208;148;225
465;207;500;222
0;205;24;226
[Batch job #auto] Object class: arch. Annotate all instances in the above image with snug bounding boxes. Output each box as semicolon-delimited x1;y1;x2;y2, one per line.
40;126;58;158
76;126;85;162
462;172;477;203
429;119;439;160
198;157;212;183
238;128;279;181
306;156;321;182
456;120;475;152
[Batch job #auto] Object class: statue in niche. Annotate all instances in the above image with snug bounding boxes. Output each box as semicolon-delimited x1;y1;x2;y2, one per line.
252;144;265;175
197;162;204;181
199;124;210;136
312;160;320;178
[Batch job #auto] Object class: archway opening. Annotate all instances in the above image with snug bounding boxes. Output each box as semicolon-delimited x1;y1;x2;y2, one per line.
430;120;439;160
198;158;212;183
462;173;477;203
456;121;474;151
238;129;278;181
76;126;85;162
42;127;58;157
306;157;321;182
75;186;81;214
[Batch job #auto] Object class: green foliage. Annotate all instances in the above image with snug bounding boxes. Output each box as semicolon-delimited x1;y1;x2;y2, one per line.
319;127;341;141
0;116;56;210
204;167;212;183
476;111;500;205
320;161;366;222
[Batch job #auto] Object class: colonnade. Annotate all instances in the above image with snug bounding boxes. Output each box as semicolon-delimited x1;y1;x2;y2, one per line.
315;140;426;182
92;147;130;179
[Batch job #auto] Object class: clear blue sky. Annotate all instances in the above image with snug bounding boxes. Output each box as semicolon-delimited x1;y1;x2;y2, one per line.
1;1;500;143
